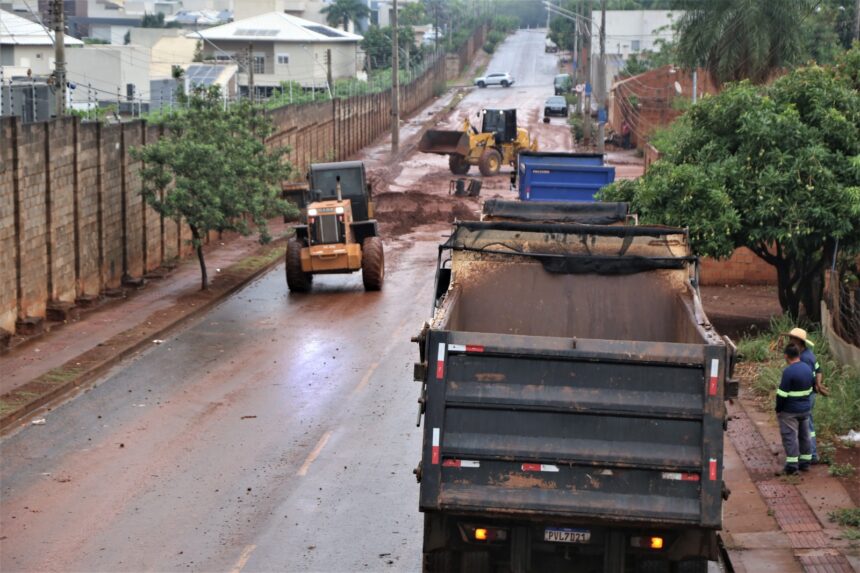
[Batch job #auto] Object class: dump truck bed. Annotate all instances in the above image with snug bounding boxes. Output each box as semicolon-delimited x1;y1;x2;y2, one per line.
417;222;730;531
516;151;616;202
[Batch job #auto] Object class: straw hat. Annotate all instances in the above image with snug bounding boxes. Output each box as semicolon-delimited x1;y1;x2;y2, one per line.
784;327;814;347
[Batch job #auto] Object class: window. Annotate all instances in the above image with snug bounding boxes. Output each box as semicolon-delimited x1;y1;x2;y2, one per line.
215;53;232;62
277;53;289;65
631;40;640;52
253;55;264;74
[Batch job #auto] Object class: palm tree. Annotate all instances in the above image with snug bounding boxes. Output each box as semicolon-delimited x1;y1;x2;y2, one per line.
674;0;815;85
321;0;370;32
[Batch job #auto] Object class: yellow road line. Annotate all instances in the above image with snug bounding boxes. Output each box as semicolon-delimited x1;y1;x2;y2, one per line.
229;544;256;573
297;430;332;477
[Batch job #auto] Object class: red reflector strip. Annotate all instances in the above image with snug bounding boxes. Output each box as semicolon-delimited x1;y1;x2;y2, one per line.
521;463;559;473
708;359;719;396
709;458;718;480
436;343;445;380
431;428;440;465
442;459;480;468
447;344;485;353
661;472;701;482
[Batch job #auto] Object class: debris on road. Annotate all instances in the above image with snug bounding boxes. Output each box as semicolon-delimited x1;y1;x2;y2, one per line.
240;415;257;420
837;429;860;443
30;418;46;425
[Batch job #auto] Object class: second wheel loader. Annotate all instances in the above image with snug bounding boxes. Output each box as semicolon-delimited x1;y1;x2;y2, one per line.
418;109;538;177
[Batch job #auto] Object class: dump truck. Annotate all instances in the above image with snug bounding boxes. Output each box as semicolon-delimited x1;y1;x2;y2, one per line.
285;161;383;292
412;220;737;573
513;151;616;202
418;109;538;177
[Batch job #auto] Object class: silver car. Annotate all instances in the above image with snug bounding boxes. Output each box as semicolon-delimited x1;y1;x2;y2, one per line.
474;72;514;88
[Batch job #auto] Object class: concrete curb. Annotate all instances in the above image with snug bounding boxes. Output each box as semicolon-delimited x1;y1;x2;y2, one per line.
0;237;289;434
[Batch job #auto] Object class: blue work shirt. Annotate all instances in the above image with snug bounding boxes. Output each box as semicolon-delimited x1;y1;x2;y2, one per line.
776;361;814;413
799;348;821;391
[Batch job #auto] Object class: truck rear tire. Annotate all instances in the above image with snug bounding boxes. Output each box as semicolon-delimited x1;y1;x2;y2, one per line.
286;238;312;292
478;149;502;177
461;551;490;573
449;154;470;175
423;550;456;573
674;559;708;573
361;236;384;291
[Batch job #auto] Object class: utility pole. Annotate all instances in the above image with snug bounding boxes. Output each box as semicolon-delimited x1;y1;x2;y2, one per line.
52;0;66;115
597;0;606;154
325;48;333;95
583;0;592;146
854;0;860;42
390;0;400;154
247;43;255;102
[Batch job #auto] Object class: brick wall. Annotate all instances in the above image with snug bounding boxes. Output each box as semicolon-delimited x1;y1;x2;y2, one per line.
699;247;777;286
0;33;469;336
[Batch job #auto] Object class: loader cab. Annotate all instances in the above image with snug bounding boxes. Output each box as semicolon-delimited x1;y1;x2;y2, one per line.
480;109;517;144
308;161;373;222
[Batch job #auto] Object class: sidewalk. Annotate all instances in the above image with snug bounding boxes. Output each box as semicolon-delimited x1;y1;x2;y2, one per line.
0;221;289;427
722;373;859;572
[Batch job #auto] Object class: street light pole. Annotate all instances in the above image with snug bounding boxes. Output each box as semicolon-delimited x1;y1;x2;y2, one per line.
391;0;400;154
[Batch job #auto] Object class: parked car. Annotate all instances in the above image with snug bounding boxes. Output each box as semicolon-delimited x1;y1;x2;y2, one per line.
545;38;558;53
475;72;514;88
543;95;569;120
554;73;572;95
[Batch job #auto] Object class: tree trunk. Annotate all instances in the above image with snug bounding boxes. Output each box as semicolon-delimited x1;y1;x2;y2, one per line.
190;225;208;290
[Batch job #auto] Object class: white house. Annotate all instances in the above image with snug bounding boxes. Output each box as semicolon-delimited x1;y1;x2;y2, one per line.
589;10;680;88
192;11;362;96
234;0;330;25
65;44;150;105
0;9;83;76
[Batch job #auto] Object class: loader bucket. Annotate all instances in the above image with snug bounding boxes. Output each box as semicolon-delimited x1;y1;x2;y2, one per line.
418;130;470;156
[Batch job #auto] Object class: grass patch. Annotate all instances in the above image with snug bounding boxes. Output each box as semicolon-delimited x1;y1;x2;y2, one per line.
829;508;860;528
739;315;860;443
828;463;857;478
229;245;287;274
42;366;85;385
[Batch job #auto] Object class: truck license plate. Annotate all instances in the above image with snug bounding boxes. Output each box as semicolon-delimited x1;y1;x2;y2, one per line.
544;528;591;543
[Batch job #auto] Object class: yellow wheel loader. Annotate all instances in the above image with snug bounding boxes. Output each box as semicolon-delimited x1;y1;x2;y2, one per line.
285;161;384;293
418;109;538;177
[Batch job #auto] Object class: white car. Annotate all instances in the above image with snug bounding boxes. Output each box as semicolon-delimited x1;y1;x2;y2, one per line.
474;72;514;88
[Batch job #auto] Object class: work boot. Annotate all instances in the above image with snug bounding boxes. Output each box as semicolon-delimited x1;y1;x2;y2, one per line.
799;463;810;472
782;465;799;475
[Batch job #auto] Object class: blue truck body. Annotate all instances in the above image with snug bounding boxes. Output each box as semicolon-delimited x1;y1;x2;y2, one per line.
516;151;616;202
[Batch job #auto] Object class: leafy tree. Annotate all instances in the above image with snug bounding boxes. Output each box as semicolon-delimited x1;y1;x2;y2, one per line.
361;25;420;70
321;0;370;31
131;87;296;289
602;48;860;320
193;41;203;63
400;2;427;26
674;0;816;85
141;12;165;27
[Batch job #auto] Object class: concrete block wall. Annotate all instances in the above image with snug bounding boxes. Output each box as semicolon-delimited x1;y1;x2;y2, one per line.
0;121;17;334
0;25;474;336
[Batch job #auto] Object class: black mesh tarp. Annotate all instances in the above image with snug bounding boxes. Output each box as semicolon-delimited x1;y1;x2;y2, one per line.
482;199;629;224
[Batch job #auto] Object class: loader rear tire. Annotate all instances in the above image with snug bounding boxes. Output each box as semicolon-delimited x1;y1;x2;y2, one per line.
448;154;470;175
478;149;502;176
286;238;312;292
361;236;384;291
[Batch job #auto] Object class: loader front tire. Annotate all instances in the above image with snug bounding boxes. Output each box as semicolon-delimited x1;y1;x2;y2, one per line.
361;236;384;291
448;154;470;175
478;149;502;176
286;238;312;292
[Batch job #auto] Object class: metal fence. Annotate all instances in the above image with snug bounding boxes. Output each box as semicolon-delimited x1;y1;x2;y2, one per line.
825;269;860;348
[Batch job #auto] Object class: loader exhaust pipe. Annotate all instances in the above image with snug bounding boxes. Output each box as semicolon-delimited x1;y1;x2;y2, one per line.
336;176;343;202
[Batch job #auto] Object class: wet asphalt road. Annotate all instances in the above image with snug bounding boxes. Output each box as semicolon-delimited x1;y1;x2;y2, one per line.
0;30;560;573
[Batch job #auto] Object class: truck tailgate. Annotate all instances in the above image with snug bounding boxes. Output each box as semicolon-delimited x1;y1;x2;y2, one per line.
419;331;726;528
